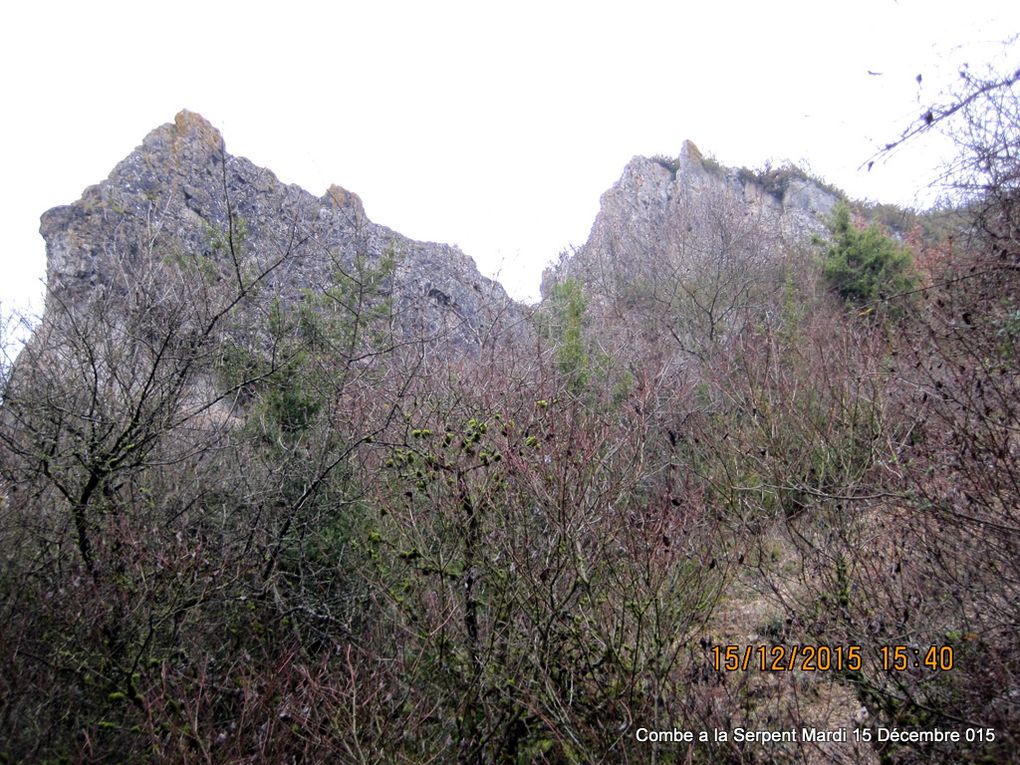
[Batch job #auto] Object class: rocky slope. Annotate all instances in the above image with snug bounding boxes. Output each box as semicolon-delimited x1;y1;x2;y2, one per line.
542;140;839;300
40;110;516;347
38;119;842;357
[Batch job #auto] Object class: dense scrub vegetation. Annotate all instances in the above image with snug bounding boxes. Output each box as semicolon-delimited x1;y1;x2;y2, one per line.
1;73;1018;764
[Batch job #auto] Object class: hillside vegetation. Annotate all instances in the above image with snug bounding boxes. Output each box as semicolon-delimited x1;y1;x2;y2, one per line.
1;74;1018;764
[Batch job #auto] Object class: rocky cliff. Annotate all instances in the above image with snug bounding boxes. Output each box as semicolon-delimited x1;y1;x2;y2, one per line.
542;140;839;301
40;110;516;347
38;119;842;357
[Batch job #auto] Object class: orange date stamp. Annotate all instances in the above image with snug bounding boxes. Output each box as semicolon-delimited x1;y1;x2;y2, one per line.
710;644;954;673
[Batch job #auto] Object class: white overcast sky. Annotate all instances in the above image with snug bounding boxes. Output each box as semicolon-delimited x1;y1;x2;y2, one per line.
1;1;1017;316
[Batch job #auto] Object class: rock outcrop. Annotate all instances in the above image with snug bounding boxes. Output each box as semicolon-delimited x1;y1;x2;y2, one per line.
38;118;842;358
542;140;839;299
40;110;516;347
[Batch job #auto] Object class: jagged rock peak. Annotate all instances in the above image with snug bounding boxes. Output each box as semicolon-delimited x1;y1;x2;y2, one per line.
679;139;703;164
39;110;516;346
324;183;366;224
172;109;223;150
542;141;841;299
138;110;229;177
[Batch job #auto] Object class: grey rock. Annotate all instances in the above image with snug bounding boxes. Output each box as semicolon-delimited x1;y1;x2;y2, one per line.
543;141;839;301
782;177;838;218
40;110;518;348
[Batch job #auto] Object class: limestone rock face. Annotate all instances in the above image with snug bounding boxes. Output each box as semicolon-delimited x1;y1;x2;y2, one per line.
542;141;839;299
40;110;515;346
781;177;838;219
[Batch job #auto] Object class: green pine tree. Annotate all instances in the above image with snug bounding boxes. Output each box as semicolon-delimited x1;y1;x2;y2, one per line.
821;202;917;309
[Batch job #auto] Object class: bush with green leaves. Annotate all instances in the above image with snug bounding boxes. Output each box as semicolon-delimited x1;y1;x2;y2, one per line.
821;202;917;308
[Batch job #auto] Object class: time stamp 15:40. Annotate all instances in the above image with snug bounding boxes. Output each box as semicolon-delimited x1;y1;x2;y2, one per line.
710;644;955;673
